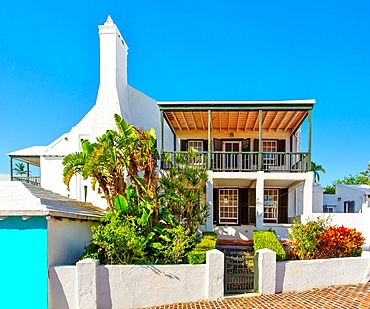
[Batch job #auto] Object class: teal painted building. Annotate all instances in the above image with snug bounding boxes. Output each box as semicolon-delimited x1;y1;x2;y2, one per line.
0;181;105;309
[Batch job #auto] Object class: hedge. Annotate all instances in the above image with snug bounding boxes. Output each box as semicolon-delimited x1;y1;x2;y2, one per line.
253;229;286;261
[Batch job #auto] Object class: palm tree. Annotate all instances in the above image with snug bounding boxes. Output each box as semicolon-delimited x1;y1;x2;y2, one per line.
311;161;326;184
13;163;28;176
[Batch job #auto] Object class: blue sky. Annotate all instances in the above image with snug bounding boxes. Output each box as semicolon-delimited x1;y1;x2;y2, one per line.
1;1;369;186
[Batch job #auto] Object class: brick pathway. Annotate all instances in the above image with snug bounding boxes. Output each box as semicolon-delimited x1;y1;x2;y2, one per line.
144;283;370;309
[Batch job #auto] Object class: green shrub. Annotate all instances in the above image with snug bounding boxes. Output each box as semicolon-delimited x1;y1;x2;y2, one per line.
253;230;286;261
81;212;151;265
187;232;217;264
288;217;330;260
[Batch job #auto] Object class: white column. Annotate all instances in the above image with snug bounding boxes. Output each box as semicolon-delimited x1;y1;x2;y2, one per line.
302;172;313;222
76;258;99;309
205;177;213;231
256;171;264;230
206;249;224;300
257;249;276;295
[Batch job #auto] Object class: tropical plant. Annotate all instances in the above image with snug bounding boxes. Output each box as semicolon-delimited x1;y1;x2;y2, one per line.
159;149;209;232
316;225;364;259
63;114;158;213
288;217;364;260
311;161;326;184
13;163;28;176
68;115;210;265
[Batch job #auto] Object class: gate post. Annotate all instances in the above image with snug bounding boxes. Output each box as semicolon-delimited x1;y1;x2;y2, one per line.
256;249;276;295
206;249;224;300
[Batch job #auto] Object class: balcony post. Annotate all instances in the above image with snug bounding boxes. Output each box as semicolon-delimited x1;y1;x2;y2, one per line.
208;110;211;170
307;109;312;171
160;109;164;157
10;157;13;181
258;109;263;170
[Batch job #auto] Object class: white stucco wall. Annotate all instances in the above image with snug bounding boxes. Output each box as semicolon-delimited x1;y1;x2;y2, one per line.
49;266;77;309
49;250;224;309
97;264;207;308
275;252;370;293
48;217;96;265
40;157;69;197
335;184;369;213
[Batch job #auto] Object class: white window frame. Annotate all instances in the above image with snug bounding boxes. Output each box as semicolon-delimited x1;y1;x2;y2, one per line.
323;205;336;213
264;189;278;223
262;140;277;167
219;189;238;224
222;141;242;169
188;140;204;165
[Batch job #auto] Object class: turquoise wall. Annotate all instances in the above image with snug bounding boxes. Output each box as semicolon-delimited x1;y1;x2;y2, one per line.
0;216;47;309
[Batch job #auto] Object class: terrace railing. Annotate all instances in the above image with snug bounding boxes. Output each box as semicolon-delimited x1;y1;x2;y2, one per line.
12;176;41;187
161;151;310;172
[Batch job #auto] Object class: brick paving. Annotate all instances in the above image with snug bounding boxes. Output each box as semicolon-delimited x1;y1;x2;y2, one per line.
144;283;370;309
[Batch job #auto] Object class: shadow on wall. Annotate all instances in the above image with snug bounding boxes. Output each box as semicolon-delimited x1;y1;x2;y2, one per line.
275;262;286;293
49;267;71;309
97;267;112;309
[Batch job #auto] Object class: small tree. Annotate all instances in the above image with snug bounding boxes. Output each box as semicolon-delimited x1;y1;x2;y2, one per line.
14;163;28;176
311;161;326;184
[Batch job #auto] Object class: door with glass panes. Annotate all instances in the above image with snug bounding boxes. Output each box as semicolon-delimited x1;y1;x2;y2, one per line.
222;141;241;170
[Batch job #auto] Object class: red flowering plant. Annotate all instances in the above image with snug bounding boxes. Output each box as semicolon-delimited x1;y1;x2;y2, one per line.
316;225;365;259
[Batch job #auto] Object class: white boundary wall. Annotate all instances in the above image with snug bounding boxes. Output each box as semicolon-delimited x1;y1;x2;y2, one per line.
49;249;224;309
276;251;370;293
258;249;370;294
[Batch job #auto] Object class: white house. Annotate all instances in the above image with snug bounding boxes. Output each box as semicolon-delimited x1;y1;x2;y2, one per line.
8;16;315;239
323;184;370;214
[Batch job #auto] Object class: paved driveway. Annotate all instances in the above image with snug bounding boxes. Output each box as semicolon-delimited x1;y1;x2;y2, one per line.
144;283;370;309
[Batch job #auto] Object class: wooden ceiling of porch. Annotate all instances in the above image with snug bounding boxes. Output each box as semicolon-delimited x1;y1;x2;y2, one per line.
164;110;307;134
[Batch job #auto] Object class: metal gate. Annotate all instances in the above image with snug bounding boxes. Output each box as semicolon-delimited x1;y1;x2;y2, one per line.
224;253;257;294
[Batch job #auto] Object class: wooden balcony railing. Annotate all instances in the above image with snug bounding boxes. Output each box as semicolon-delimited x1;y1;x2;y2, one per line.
12;176;41;187
161;151;310;172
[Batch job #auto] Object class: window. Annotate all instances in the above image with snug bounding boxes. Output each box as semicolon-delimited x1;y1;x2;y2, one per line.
219;189;238;224
188;140;204;165
188;140;203;152
323;205;335;213
264;189;278;223
262;140;277;167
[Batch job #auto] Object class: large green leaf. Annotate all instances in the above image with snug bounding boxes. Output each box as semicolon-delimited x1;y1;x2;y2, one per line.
114;194;129;212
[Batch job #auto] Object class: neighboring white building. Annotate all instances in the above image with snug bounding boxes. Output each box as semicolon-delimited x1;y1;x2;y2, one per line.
8;16;316;239
323;184;370;214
